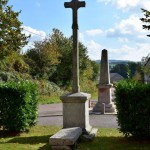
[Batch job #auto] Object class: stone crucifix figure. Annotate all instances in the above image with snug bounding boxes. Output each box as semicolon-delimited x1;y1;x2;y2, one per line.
64;0;85;93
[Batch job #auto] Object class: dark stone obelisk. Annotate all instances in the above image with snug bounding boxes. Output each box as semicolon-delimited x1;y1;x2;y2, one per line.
93;49;116;113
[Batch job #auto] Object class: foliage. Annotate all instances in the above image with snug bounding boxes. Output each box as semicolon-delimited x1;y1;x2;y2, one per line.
25;38;60;80
1;127;150;150
35;80;63;104
110;62;141;79
115;80;150;138
49;28;99;87
0;81;38;132
0;52;29;73
0;0;29;58
140;8;150;37
80;80;97;99
0;71;32;82
34;80;63;96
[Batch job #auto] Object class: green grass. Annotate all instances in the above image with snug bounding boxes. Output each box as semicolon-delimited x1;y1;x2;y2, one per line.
38;95;61;104
0;127;150;150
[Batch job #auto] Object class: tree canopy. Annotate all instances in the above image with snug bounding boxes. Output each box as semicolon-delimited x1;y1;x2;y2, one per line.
0;0;29;58
26;28;99;87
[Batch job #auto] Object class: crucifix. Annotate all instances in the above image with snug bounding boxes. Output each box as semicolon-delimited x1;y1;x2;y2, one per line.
64;0;85;93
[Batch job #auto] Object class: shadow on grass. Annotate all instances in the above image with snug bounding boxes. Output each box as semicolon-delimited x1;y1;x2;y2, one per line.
78;136;150;150
0;130;28;138
6;135;52;144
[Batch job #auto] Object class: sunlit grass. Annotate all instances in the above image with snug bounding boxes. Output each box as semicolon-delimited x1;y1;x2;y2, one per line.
38;95;61;104
0;127;150;150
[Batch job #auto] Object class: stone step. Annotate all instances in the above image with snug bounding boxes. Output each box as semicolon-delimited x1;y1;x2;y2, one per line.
49;127;82;150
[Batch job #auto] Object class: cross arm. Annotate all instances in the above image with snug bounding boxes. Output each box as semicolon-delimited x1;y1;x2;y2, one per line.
64;1;86;9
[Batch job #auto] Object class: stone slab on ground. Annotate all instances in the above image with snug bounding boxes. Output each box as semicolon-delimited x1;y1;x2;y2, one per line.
49;127;82;146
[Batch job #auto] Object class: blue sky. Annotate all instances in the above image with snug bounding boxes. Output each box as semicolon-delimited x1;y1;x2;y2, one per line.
8;0;150;61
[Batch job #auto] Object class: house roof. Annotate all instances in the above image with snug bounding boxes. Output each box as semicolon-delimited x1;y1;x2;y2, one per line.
110;73;124;82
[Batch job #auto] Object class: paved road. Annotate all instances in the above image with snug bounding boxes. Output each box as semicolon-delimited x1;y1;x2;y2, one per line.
38;103;118;128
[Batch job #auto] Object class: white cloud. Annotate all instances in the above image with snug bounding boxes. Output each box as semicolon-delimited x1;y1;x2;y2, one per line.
110;43;150;61
114;0;140;9
118;38;129;43
21;26;46;53
97;0;150;10
79;33;85;43
85;39;150;61
86;40;103;60
106;15;148;38
85;29;103;36
22;26;46;40
141;0;150;10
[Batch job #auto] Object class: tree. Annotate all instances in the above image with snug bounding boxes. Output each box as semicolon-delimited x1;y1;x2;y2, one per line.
0;0;29;58
110;62;140;79
25;38;60;80
140;8;150;37
49;29;99;87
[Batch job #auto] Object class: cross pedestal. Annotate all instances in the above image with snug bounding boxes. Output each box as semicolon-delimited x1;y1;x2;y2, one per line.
60;92;91;132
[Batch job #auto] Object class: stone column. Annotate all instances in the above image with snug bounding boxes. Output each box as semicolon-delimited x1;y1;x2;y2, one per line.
93;49;116;113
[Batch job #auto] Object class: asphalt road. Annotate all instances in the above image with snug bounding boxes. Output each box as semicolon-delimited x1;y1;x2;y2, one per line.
38;103;118;128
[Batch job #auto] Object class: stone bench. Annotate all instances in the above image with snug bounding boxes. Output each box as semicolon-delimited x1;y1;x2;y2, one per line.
49;127;82;150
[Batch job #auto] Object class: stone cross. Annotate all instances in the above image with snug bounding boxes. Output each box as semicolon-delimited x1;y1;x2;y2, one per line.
64;0;85;93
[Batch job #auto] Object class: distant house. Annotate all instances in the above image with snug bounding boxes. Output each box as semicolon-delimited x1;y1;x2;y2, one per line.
144;58;150;84
110;73;124;83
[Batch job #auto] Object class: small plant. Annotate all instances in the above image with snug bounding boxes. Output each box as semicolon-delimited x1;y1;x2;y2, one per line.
0;80;38;132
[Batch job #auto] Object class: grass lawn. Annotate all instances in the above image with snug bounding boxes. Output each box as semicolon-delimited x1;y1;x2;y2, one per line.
38;95;61;104
0;126;150;150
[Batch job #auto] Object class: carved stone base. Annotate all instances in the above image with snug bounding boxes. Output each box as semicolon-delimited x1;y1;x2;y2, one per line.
93;102;116;113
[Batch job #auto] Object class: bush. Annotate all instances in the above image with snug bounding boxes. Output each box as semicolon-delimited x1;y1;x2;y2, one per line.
35;80;63;96
0;81;38;132
0;71;32;82
115;80;150;138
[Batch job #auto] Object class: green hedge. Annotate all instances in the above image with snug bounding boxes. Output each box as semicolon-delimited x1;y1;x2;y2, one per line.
0;81;38;132
115;80;150;138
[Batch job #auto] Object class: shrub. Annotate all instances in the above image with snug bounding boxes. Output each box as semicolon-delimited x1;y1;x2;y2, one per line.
115;80;150;138
35;80;63;96
0;81;38;132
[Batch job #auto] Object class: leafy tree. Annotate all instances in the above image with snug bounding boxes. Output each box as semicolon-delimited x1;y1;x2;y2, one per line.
0;0;29;58
49;29;73;86
110;64;128;78
49;29;98;87
110;62;140;79
140;8;150;37
25;38;60;79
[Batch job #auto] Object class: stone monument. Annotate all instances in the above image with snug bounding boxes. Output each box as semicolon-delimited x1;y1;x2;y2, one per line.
60;0;92;132
93;49;116;113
